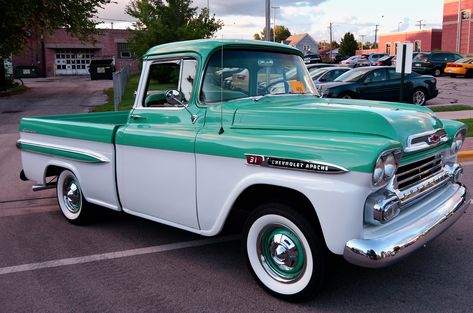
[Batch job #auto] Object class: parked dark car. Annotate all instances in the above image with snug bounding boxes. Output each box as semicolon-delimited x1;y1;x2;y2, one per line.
391;52;422;67
412;52;463;76
311;67;351;85
376;55;395;66
303;54;322;64
306;63;335;73
318;66;438;105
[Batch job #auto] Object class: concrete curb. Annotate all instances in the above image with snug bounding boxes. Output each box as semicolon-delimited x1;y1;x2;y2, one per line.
459;151;473;162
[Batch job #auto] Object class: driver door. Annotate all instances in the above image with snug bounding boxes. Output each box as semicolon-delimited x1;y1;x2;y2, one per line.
115;58;202;229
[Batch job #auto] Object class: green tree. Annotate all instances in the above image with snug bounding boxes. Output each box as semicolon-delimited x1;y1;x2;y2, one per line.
0;0;111;89
126;0;223;58
338;32;358;57
253;25;291;43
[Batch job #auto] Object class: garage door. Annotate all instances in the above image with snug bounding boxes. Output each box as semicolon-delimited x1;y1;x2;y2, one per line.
55;49;95;75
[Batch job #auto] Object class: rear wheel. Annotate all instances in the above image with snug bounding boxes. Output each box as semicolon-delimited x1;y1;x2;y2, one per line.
339;92;354;99
411;88;427;105
433;67;442;77
56;170;92;224
466;69;473;78
243;203;327;301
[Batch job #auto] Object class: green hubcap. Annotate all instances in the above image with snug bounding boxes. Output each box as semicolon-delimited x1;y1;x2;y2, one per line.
259;226;305;282
63;176;81;213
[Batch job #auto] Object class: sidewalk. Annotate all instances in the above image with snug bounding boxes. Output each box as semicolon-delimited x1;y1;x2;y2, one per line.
435;111;473;161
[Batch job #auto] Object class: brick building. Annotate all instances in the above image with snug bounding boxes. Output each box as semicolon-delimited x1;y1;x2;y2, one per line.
442;0;473;54
13;29;139;77
378;29;443;55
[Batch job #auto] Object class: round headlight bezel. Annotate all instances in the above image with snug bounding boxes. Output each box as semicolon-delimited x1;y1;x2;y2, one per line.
451;128;466;155
372;149;402;187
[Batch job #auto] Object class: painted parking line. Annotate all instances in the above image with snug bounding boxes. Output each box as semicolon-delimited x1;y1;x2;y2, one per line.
0;235;240;276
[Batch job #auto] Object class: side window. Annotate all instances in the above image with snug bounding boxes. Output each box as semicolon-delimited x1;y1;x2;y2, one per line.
431;54;445;61
365;69;387;83
387;68;401;80
143;59;197;107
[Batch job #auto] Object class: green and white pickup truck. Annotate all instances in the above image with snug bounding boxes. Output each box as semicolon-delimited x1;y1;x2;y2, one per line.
18;39;470;300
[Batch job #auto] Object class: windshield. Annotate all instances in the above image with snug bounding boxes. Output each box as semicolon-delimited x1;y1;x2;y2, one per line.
413;53;430;61
201;49;316;103
310;68;328;80
455;58;473;64
334;68;371;82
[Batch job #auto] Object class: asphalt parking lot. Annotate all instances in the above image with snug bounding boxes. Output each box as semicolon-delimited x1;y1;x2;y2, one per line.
1;76;473;312
427;76;473;107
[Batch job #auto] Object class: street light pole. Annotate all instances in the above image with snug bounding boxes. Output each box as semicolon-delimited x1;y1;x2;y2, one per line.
272;6;280;42
360;34;366;50
398;21;402;32
265;0;271;41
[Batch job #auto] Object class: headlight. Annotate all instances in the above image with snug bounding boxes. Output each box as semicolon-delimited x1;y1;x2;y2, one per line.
450;129;466;154
372;150;402;186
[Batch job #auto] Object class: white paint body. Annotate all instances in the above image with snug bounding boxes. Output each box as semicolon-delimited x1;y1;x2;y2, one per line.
20;131;373;254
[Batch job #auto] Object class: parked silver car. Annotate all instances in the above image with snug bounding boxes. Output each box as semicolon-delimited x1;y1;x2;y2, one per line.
340;55;362;68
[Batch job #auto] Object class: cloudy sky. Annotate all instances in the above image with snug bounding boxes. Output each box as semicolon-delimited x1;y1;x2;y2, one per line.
97;0;444;43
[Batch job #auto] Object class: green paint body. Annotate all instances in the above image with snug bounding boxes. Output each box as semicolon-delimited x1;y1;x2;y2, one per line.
18;39;467;174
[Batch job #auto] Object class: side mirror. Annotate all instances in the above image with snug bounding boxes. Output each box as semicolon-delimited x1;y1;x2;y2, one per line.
165;89;182;106
164;89;198;124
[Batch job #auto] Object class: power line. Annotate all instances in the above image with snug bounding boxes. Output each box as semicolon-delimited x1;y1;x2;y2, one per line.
416;20;426;30
96;17;136;23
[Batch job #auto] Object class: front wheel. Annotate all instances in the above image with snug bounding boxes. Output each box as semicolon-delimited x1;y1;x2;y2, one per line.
243;204;327;301
411;88;427;105
56;170;91;224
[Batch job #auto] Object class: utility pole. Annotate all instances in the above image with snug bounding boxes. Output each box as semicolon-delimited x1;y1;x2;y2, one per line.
265;0;271;41
329;22;333;61
416;20;426;30
374;24;379;49
456;0;462;53
360;34;366;50
272;6;280;42
398;21;402;32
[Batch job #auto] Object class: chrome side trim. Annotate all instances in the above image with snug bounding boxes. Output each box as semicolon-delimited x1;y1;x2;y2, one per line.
344;183;470;268
17;139;110;163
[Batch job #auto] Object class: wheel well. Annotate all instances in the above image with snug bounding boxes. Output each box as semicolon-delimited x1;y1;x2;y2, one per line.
339;91;355;98
44;165;66;179
224;184;323;238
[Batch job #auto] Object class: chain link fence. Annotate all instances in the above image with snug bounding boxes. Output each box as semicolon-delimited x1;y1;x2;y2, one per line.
113;65;130;111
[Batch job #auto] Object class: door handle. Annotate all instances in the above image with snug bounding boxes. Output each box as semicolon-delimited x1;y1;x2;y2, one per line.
130;114;146;120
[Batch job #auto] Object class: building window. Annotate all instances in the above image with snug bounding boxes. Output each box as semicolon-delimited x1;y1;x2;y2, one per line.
414;40;421;52
302;45;310;51
385;43;391;55
117;43;133;59
461;10;471;20
394;42;401;55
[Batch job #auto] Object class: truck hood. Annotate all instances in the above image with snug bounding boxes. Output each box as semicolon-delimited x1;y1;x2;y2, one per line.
232;96;443;150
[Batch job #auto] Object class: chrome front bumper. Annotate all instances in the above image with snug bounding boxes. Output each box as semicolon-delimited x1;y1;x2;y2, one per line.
344;183;470;268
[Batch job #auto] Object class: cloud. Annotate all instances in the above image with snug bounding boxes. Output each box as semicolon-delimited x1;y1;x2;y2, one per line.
193;0;328;17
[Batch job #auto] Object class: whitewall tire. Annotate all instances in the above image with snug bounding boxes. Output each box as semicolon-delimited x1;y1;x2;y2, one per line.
243;204;327;301
56;170;91;224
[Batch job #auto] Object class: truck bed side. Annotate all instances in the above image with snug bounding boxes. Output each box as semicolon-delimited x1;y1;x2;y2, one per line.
18;111;130;211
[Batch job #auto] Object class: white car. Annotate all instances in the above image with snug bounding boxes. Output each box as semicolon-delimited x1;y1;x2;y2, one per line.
340;55;362;68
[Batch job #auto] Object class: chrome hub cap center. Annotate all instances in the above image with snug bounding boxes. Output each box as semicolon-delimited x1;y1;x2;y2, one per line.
63;178;81;213
258;226;306;283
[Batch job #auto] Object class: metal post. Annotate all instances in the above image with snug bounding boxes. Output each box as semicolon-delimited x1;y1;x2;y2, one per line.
456;0;462;53
399;45;406;103
265;0;271;41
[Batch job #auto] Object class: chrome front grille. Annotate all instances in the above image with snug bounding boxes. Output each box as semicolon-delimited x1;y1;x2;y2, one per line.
395;155;443;190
